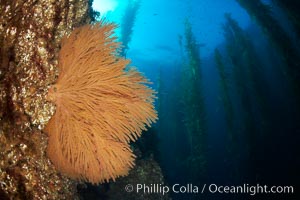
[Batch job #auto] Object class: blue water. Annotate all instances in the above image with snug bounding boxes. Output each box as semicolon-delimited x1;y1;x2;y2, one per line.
92;1;299;199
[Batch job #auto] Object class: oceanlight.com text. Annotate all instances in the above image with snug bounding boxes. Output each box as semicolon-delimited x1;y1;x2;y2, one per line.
124;183;294;196
208;183;294;195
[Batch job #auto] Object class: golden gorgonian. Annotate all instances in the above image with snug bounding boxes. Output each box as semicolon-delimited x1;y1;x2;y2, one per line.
45;21;157;184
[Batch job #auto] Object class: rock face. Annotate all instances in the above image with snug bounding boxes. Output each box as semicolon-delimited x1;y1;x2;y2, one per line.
78;155;171;200
0;0;93;199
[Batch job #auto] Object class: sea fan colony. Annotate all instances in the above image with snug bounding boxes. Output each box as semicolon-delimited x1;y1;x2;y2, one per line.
45;21;157;184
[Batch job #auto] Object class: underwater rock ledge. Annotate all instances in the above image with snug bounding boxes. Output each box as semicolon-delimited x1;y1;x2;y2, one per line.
0;0;92;199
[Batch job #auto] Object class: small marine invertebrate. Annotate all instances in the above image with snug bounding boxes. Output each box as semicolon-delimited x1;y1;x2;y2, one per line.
45;21;157;184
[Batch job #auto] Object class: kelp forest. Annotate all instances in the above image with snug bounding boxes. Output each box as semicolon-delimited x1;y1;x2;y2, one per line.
1;0;299;199
154;1;299;199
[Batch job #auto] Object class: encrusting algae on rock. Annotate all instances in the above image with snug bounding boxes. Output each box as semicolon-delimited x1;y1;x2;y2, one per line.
0;0;95;198
45;20;158;184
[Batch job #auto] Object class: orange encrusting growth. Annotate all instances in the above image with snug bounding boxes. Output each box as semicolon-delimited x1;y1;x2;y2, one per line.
44;21;157;184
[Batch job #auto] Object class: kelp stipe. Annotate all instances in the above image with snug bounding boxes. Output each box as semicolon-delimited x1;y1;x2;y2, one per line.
179;19;207;182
